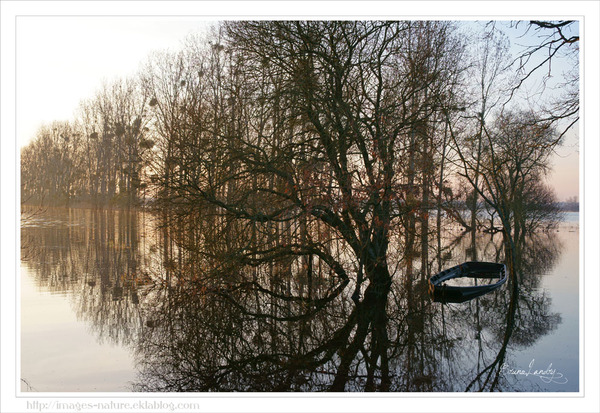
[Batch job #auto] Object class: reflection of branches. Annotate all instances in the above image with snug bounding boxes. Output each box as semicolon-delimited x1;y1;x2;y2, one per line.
464;230;563;391
466;281;518;391
21;202;47;223
21;378;38;392
133;240;399;392
511;290;561;349
132;202;412;391
385;225;566;392
21;207;571;392
518;231;563;287
215;279;348;322
21;208;155;347
133;278;359;391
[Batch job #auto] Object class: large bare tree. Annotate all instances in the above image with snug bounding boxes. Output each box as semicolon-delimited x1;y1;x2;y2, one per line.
144;21;466;389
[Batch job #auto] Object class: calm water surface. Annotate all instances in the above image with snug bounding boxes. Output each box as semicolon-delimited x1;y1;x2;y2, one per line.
20;208;579;392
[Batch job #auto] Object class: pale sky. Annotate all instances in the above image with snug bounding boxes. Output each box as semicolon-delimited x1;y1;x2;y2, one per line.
16;17;213;149
15;17;579;201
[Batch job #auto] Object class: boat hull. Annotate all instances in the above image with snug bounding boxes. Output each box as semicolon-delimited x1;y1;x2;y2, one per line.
428;261;507;303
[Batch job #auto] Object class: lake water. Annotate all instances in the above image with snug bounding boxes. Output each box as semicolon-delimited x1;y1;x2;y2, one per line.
20;208;580;392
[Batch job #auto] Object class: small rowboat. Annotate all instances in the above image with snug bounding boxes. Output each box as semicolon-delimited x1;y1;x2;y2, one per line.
428;261;507;303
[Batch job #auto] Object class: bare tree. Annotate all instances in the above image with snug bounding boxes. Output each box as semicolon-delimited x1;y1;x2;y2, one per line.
20;121;84;206
510;20;579;138
464;26;513;232
450;109;558;278
140;21;466;390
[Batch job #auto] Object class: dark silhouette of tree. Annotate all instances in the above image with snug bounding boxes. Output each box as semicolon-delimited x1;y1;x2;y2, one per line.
140;22;468;388
462;26;513;233
76;79;152;205
511;21;579;137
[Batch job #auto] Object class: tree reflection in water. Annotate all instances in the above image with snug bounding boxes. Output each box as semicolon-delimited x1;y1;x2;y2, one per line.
21;209;565;392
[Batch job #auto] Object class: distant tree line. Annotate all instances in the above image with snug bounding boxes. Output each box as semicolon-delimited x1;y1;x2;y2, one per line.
561;196;579;212
21;78;154;207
